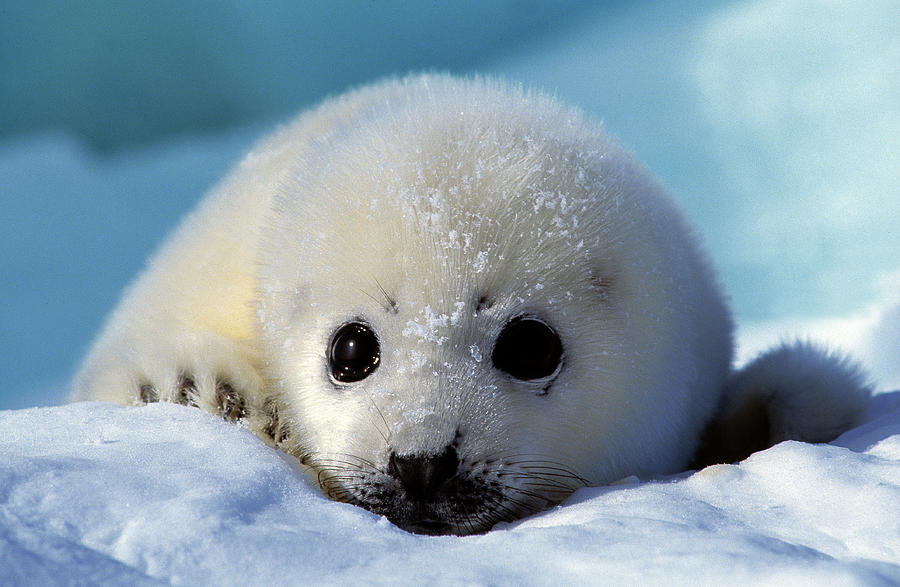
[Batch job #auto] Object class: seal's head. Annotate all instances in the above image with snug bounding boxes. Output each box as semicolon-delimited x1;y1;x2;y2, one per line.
256;75;732;535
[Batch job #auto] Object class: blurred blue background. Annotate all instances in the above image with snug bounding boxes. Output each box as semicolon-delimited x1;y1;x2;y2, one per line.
2;0;898;408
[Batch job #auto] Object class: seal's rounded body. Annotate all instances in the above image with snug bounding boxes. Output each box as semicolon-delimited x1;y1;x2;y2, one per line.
73;75;867;535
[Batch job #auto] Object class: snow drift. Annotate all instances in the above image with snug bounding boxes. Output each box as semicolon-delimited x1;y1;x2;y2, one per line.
2;395;899;584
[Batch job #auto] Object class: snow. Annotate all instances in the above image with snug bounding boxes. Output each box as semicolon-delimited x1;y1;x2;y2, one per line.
739;288;900;391
2;396;899;584
486;0;900;324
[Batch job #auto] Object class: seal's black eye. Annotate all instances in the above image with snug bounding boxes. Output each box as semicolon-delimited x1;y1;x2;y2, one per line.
329;322;380;383
491;317;563;381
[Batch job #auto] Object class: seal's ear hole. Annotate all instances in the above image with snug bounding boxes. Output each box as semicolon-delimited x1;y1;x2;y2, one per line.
328;322;381;383
492;317;563;381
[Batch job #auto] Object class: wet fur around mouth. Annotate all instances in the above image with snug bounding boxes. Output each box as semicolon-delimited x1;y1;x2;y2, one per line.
312;452;585;535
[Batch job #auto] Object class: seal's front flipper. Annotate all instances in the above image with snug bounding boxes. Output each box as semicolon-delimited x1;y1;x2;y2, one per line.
691;342;871;468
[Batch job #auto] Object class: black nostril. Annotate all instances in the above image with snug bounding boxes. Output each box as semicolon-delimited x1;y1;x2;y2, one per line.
387;445;459;502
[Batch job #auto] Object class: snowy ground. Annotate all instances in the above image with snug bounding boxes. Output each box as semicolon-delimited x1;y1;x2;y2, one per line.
2;394;899;585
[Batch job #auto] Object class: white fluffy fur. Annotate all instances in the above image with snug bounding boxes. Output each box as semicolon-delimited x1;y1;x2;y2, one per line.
727;342;871;444
72;74;869;534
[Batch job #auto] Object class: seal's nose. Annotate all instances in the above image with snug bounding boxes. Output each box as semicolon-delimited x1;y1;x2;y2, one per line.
387;445;459;501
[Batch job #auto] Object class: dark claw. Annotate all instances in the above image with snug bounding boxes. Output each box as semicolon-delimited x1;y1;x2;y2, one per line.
175;374;198;407
263;398;288;445
139;383;159;403
215;380;246;421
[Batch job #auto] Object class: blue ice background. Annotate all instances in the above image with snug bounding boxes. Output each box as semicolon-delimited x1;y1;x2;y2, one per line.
2;1;898;408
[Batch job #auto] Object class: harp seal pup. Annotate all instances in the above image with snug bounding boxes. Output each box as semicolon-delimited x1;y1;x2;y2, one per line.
72;74;870;535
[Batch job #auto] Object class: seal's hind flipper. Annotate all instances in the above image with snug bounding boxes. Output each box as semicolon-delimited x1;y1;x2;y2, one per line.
691;342;871;468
